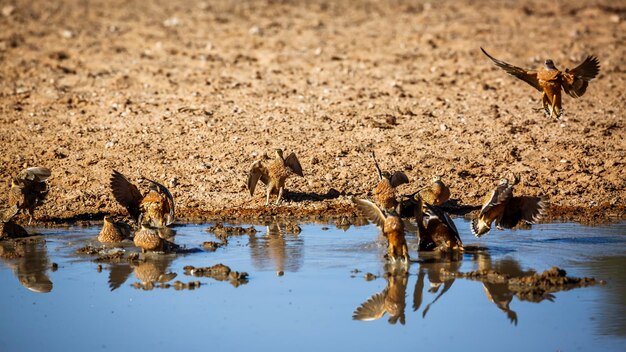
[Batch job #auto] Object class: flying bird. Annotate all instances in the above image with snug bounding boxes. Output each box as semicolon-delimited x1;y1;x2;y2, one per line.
7;167;52;224
352;197;409;263
110;170;175;227
481;47;600;118
471;178;547;237
247;149;304;206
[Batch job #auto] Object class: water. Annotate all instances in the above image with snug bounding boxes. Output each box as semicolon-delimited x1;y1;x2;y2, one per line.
0;220;625;352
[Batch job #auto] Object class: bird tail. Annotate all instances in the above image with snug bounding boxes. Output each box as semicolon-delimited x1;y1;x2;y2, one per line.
471;219;490;237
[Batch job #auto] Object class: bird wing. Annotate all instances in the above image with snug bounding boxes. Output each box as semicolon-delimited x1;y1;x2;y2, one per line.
110;170;144;221
284;152;304;177
562;56;600;98
479;183;513;217
108;263;133;291
18;167;52;182
390;171;409;188
481;48;542;92
352;198;386;229
0;205;19;222
352;291;387;321
499;196;547;229
143;178;175;225
247;160;269;196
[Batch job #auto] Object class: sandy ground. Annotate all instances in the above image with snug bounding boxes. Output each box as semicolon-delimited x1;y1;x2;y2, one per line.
0;0;624;225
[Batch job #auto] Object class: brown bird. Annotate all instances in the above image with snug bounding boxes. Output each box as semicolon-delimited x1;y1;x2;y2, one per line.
482;48;600;118
352;197;409;263
418;175;450;206
98;215;132;243
110;170;175;227
471;178;547;237
371;152;409;212
133;261;177;286
133;223;179;253
7;167;51;224
0;207;28;240
414;196;463;252
353;268;409;324
247;149;304;206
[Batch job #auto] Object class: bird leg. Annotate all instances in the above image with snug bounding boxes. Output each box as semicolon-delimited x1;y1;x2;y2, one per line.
541;93;551;117
276;187;284;205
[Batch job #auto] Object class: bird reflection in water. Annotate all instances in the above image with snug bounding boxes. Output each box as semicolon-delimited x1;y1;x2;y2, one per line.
0;238;53;293
106;254;177;291
353;265;409;325
249;222;304;273
413;251;462;318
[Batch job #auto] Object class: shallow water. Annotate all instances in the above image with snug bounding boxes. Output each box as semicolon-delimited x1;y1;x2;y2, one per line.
0;220;625;351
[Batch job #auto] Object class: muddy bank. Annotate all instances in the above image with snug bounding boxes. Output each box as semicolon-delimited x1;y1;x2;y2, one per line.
0;0;624;226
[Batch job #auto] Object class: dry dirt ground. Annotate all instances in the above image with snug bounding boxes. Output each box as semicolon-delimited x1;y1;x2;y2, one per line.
0;0;624;225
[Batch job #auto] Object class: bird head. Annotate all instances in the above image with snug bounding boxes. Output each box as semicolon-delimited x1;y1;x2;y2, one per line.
544;59;557;70
274;148;284;160
432;175;442;183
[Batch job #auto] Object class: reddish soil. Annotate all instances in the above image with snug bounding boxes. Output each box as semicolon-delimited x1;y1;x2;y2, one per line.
1;0;624;225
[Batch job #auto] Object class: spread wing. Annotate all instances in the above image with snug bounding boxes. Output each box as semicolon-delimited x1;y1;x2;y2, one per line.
481;48;541;92
0;205;19;222
144;178;175;225
352;291;387;321
284;152;304;177
479;183;513;217
108;263;132;291
390;171;409;188
352;198;386;229
18;167;52;182
110;170;143;221
424;203;460;241
499;196;547;229
247;160;270;196
562;56;600;98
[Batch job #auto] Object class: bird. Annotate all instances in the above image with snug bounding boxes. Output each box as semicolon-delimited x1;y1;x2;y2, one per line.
371;152;409;212
133;223;179;253
0;207;28;240
98;215;132;243
133;260;177;286
413;195;463;252
0;239;53;293
7;167;52;224
471;178;547;237
481;47;600;118
247;149;304;206
418;175;450;206
109;170;175;227
353;269;409;324
352;197;409;263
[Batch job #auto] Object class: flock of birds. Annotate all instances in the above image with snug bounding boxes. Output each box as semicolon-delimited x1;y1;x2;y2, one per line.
0;48;600;262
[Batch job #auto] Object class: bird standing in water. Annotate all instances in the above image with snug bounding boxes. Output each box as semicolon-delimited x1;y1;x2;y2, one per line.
110;170;175;228
481;47;600;118
471;178;547;237
352;197;409;263
7;167;52;224
98;215;132;243
414;195;463;252
247;149;304;206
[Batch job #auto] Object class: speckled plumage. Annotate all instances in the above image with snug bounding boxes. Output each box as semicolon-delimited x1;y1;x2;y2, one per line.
110;170;175;227
471;179;547;237
482;48;600;118
133;261;177;284
7;167;51;224
133;224;178;253
98;216;132;243
247;149;304;205
418;176;450;206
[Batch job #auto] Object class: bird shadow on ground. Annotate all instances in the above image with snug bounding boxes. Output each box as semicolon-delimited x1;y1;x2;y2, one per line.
284;188;342;203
